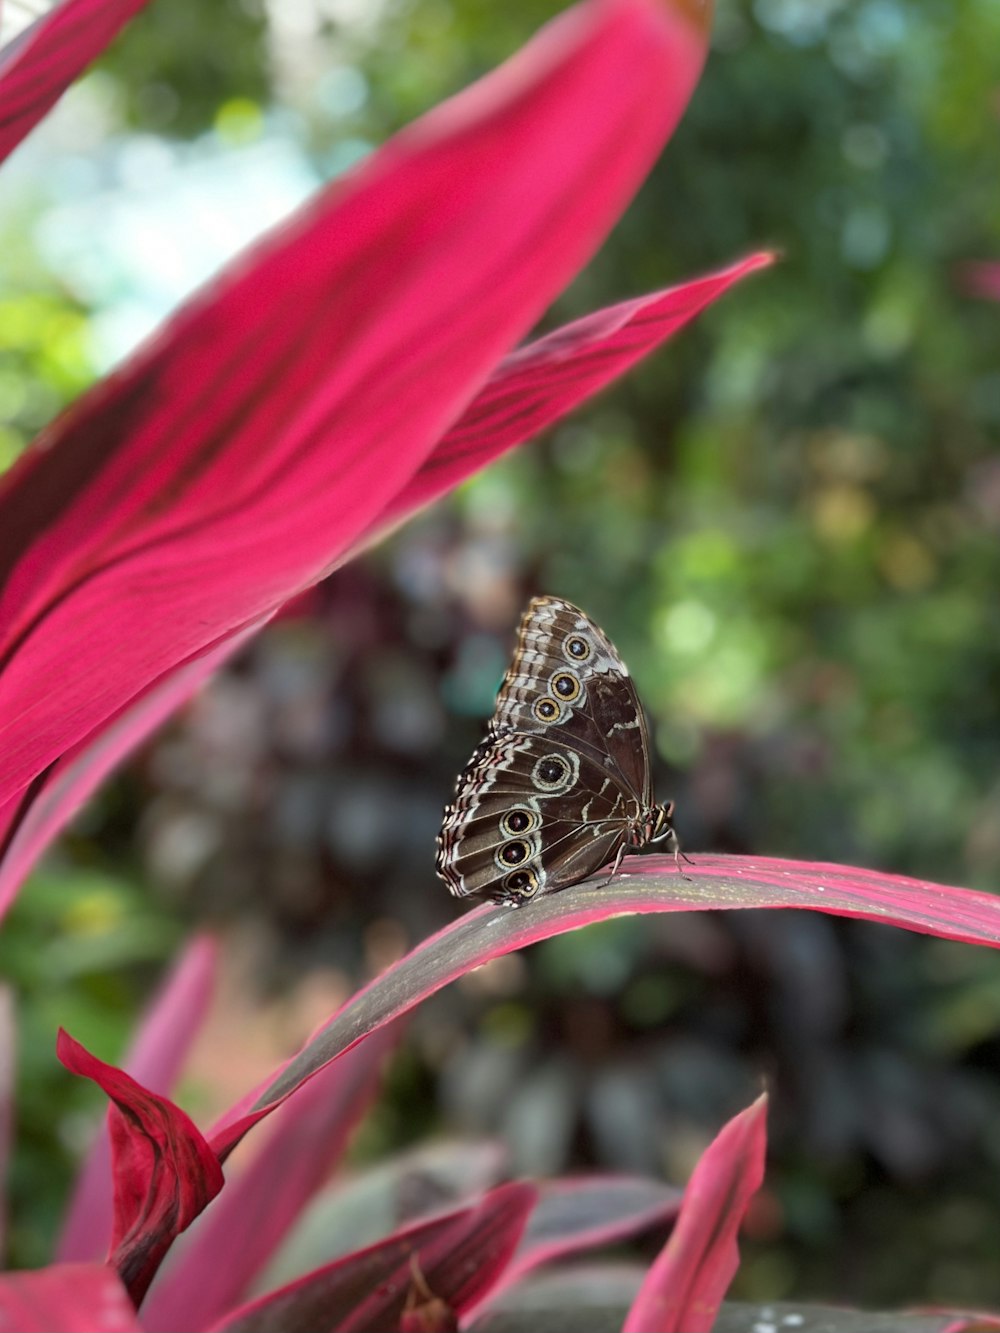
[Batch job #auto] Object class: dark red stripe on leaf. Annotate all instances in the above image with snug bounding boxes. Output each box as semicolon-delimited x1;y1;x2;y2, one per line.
623;1095;768;1332
57;1030;224;1306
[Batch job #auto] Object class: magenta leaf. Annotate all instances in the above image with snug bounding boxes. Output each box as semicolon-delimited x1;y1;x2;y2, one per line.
57;1029;224;1306
141;1021;401;1333
57;935;219;1264
353;252;775;553
207;854;1000;1159
0;1263;141;1333
208;1181;537;1333
0;0;711;916
623;1094;767;1332
0;0;154;166
0;256;769;913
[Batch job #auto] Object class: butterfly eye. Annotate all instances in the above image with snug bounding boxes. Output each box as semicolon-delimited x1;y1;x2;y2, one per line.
533;696;562;722
498;839;530;866
501;808;536;837
551;671;581;702
504;867;539;897
532;752;576;793
564;635;591;661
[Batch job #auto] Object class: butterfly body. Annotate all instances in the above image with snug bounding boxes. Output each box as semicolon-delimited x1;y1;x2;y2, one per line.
436;596;678;906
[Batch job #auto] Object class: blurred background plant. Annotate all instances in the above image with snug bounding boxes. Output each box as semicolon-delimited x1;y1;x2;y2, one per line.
2;0;1000;1311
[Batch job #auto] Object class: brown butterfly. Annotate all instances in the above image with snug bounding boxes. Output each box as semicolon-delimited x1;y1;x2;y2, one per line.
436;595;680;906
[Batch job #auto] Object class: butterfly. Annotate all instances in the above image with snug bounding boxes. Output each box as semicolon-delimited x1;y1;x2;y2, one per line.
436;595;680;906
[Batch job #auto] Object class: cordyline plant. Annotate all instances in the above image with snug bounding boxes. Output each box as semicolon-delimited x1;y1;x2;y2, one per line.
2;0;1000;1330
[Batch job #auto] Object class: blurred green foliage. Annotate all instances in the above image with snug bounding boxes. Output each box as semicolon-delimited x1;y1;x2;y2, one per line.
2;0;1000;1309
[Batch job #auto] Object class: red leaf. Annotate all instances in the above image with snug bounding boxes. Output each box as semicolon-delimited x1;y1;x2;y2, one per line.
0;254;768;912
0;1263;141;1333
353;253;774;552
623;1095;767;1332
57;935;219;1264
207;854;1000;1158
0;0;154;166
0;0;709;904
208;1181;537;1333
141;1021;400;1333
57;1030;224;1306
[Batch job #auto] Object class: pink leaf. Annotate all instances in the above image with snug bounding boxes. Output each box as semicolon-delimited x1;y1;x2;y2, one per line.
207;854;1000;1159
57;1030;224;1306
0;1263;141;1333
0;254;769;913
0;0;710;916
141;1021;400;1333
208;1181;537;1333
0;0;154;166
352;252;775;552
57;935;219;1264
623;1094;767;1332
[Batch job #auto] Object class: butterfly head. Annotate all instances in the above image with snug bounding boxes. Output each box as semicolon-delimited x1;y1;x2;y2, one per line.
645;800;679;854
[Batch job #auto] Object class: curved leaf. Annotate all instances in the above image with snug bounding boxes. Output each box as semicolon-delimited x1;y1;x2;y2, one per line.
0;250;768;912
0;0;709;869
0;1263;141;1333
57;1030;224;1305
0;0;153;166
57;935;219;1264
354;252;774;553
141;1021;401;1333
623;1095;767;1332
209;1182;537;1333
208;854;1000;1159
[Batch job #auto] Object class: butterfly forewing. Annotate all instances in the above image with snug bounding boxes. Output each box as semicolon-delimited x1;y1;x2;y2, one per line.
436;596;673;905
495;598;652;802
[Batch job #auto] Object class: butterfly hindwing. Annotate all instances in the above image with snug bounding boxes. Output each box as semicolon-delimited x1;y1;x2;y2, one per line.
435;731;631;904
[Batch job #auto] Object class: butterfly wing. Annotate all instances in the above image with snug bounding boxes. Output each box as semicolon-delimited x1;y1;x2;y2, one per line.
495;596;653;803
436;731;633;904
